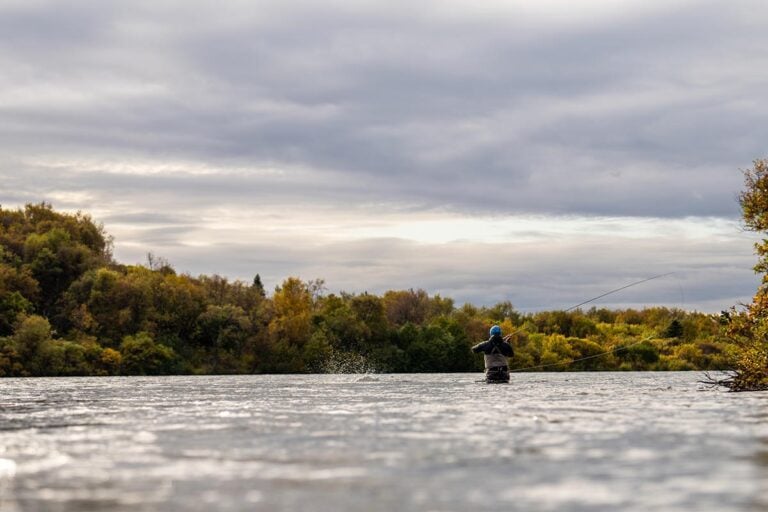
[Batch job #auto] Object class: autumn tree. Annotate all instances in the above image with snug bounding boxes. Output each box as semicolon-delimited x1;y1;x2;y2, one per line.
269;277;313;347
718;159;768;390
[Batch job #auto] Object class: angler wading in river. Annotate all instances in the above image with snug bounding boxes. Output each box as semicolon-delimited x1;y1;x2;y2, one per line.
472;325;514;383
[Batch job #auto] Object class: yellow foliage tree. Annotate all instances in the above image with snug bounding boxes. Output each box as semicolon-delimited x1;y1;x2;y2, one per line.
269;277;312;347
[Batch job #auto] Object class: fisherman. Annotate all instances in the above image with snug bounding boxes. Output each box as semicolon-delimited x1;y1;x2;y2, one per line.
472;325;514;383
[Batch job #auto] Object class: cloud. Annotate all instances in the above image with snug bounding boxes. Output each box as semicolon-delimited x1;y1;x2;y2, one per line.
1;0;766;309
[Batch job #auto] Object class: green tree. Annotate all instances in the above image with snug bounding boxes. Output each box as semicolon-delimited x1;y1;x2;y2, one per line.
405;325;450;372
60;266;161;345
617;341;659;370
252;274;265;297
0;290;32;336
483;300;520;325
150;272;207;349
568;337;607;371
120;332;177;375
10;315;54;375
314;294;367;352
4;204;110;317
193;304;252;372
303;330;333;372
663;319;684;339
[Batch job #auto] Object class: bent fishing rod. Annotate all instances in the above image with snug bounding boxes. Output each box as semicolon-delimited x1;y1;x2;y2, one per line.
562;272;676;313
504;271;676;340
508;335;655;373
502;272;677;372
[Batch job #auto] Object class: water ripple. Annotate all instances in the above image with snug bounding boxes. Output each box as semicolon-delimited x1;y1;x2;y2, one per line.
0;373;765;511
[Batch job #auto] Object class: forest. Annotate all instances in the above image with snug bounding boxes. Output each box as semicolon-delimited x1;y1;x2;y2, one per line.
0;203;742;377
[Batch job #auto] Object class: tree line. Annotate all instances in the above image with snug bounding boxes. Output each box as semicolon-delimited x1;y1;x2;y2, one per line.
0;203;738;377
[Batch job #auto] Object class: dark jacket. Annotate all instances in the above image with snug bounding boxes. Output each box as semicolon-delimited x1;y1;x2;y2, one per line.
472;334;514;357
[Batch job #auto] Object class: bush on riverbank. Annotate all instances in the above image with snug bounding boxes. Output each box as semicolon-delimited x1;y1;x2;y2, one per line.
714;159;768;391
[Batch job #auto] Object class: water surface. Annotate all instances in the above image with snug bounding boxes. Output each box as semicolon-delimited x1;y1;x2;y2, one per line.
1;373;766;511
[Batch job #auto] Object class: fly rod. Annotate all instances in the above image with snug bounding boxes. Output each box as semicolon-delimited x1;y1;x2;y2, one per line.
562;272;676;313
504;272;676;340
502;272;677;371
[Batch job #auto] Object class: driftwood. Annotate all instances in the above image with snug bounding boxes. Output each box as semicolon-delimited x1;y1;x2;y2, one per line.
700;371;768;392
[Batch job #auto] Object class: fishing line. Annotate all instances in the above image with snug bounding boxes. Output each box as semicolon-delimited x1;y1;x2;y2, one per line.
563;272;676;312
504;272;676;339
503;272;679;372
509;336;654;373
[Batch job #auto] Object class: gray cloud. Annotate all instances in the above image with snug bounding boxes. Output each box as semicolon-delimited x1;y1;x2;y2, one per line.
101;212;192;225
1;0;766;309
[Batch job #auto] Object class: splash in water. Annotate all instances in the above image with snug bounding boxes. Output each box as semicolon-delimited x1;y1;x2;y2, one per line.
321;349;379;374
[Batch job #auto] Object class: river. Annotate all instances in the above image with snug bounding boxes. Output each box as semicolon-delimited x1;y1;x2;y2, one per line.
1;373;766;511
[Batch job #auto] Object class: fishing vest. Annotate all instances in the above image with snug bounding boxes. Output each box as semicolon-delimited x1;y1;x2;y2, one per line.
484;349;508;369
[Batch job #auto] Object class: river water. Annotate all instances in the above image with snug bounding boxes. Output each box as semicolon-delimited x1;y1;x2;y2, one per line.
0;372;766;512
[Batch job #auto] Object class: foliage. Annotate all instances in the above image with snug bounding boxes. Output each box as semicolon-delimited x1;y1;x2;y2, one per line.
120;332;177;375
269;277;312;347
0;202;739;377
715;159;768;390
719;307;768;391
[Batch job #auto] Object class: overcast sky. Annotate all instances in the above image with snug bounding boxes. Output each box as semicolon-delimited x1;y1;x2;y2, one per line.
1;0;767;311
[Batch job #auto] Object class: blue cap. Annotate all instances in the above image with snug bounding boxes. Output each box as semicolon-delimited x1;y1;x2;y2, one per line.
490;325;502;336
